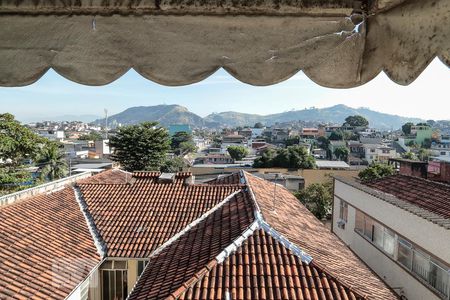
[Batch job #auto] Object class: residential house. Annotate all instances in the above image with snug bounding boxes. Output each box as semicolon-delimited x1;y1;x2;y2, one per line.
333;161;450;300
0;170;397;300
194;153;234;165
363;144;397;164
400;125;433;146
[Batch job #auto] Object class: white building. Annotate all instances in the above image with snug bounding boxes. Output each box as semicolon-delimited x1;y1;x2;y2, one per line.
332;173;450;300
363;144;397;164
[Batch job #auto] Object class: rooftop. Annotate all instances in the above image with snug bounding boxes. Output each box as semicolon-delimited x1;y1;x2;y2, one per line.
0;170;397;299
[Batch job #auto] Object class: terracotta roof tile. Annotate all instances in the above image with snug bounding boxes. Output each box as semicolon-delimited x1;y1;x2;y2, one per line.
178;229;364;300
77;173;243;258
77;168;132;184
206;173;243;185
363;174;450;220
0;187;100;300
244;172;397;300
127;190;256;300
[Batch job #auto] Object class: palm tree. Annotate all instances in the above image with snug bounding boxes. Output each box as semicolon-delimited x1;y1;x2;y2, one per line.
37;143;68;181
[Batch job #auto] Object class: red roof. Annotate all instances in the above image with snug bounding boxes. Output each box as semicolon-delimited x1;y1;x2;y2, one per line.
245;173;397;300
363;174;450;219
127;190;256;300
0;188;100;300
77;172;243;257
178;229;362;300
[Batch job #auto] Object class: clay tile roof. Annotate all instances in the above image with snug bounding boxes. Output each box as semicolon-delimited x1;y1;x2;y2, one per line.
244;172;398;300
363;174;450;220
0;187;100;300
77;168;131;184
206;172;243;185
127;190;256;300
77;174;243;258
178;229;364;300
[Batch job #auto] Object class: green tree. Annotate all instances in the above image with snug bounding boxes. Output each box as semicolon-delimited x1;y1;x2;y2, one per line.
294;181;332;220
227;145;249;161
0;113;44;165
402;122;414;135
285;136;300;146
109;122;170;171
344;115;369;127
358;162;395;181
254;122;264;128
334;146;349;161
171;131;196;156
317;136;330;150
253;148;276;168
161;157;189;173
417;148;430;162
37;142;68;181
329;131;344;141
254;146;315;169
402;151;417;160
78;131;103;141
0;166;33;195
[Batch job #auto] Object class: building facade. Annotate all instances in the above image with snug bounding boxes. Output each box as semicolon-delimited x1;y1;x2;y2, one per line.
333;175;450;300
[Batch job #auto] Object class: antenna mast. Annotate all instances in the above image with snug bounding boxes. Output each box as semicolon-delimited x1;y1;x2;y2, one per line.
104;108;108;139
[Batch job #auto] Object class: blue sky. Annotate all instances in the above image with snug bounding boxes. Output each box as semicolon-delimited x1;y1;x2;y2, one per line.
1;58;449;123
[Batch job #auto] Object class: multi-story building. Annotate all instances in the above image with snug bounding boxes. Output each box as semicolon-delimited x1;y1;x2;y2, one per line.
363;144;397;164
332;161;450;300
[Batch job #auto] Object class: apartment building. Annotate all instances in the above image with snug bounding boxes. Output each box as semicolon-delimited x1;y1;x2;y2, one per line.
363;144;397;164
333;162;450;300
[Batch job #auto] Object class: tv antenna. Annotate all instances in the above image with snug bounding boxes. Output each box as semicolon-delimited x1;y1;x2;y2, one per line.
104;108;108;139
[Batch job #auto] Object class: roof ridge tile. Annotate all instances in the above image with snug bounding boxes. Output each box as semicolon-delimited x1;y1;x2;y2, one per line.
73;186;107;258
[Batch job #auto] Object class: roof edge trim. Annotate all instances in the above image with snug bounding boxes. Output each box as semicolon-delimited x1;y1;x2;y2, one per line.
73;186;108;258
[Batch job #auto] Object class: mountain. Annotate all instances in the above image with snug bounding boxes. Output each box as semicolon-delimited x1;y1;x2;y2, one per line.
93;105;205;128
92;104;424;130
204;104;423;130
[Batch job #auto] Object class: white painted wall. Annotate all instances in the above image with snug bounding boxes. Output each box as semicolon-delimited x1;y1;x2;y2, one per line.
333;179;450;300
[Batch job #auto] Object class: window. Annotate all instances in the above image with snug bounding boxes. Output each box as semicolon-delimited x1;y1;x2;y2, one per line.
355;210;364;233
429;259;450;297
398;238;413;269
413;249;431;281
355;211;450;297
137;260;148;277
101;261;128;300
339;200;348;223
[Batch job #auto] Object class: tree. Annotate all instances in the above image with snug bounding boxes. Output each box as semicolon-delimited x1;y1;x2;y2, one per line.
402;151;417;160
328;131;344;141
109;122;171;171
36;142;68;181
317;136;330;150
79;131;103;141
344;115;369;127
334;146;349;161
417;148;430;162
0;166;33;195
254;122;264;128
171;131;196;156
253;146;315;169
285;136;300;146
402;122;414;135
161;157;189;173
295;181;332;220
0;113;44;166
358;162;395;181
227;145;249;161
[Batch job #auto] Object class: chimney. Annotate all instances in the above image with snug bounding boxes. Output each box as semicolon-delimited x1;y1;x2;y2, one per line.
158;173;176;183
